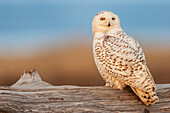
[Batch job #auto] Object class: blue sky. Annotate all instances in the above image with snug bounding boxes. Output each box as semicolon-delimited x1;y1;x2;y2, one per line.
0;0;170;55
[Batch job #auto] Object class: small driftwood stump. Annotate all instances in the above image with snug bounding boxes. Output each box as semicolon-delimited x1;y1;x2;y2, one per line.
0;69;170;113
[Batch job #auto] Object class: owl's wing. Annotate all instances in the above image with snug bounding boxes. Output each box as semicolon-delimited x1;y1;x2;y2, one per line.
114;31;146;63
97;35;156;92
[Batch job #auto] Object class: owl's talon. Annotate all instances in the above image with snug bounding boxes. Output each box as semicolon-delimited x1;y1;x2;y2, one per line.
105;83;110;86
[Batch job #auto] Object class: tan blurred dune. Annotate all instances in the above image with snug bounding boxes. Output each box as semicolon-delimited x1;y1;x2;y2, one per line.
0;42;170;86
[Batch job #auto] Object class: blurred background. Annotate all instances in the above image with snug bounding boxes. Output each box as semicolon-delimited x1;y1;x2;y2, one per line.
0;0;170;86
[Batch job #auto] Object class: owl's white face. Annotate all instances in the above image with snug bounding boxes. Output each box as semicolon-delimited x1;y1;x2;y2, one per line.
92;11;120;35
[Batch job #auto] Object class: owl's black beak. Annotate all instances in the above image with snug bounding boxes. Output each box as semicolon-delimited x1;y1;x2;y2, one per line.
108;22;111;27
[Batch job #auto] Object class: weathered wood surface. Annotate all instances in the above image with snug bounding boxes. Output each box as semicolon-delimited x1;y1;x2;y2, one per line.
0;70;170;113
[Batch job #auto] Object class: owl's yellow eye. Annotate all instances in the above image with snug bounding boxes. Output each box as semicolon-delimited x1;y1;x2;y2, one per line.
112;17;116;20
100;17;105;21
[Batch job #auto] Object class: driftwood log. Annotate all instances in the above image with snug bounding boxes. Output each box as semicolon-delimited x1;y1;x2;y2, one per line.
0;69;170;113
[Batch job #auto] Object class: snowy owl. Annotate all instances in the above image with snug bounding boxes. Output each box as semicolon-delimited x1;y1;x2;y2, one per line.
92;11;159;106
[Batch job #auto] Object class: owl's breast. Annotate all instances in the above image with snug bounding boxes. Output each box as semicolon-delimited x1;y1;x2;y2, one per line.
93;39;110;81
93;40;103;63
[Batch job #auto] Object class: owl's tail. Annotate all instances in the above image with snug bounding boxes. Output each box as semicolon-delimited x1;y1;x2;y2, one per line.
130;86;159;106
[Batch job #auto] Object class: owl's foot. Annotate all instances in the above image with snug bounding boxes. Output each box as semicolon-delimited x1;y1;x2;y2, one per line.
105;76;127;90
113;81;126;90
105;83;110;87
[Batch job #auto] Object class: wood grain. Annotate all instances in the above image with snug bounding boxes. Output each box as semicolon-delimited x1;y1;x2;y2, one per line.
0;70;169;113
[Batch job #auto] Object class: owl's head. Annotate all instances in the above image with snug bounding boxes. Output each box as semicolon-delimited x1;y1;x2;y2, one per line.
92;11;121;35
